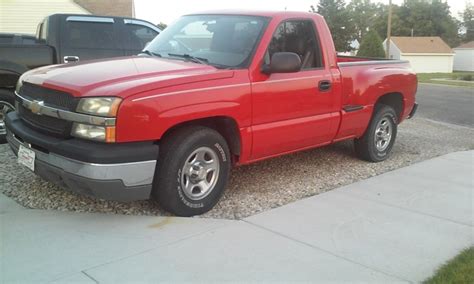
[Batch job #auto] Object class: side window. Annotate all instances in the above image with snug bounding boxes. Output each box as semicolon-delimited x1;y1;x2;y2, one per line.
266;20;323;69
124;24;159;50
64;21;116;49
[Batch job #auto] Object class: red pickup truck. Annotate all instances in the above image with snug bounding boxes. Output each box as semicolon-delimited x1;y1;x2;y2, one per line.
6;11;417;216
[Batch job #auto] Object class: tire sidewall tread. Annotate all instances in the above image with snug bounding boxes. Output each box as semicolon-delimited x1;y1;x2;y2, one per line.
152;126;231;216
355;104;398;162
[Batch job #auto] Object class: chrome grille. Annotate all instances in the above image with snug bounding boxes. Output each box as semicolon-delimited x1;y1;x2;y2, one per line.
18;105;72;137
19;82;78;111
16;83;76;137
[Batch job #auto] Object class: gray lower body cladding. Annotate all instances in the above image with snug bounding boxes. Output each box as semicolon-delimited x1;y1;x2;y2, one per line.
5;112;159;202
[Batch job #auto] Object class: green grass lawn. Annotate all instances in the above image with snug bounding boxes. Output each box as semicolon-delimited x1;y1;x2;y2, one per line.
423;247;474;284
417;72;474;88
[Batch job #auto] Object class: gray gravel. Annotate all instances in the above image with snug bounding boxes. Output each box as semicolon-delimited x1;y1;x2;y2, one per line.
1;117;473;219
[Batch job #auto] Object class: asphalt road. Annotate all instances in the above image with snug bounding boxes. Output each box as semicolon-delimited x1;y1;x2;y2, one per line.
416;84;473;127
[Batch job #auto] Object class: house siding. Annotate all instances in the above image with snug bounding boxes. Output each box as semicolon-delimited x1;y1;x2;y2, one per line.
383;39;401;59
0;0;89;34
453;49;474;72
400;54;454;73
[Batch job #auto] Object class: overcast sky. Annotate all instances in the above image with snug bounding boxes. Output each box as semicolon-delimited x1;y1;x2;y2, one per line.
135;0;470;25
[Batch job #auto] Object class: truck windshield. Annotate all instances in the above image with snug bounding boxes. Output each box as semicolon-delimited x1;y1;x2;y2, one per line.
143;15;268;69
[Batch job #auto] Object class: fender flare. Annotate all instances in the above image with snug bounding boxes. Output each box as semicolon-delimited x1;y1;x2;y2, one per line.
0;60;28;76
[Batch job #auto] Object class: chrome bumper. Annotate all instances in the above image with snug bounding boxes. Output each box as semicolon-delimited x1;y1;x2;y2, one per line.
6;130;157;202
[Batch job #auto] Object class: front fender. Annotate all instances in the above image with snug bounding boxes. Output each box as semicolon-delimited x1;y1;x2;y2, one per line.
116;81;251;142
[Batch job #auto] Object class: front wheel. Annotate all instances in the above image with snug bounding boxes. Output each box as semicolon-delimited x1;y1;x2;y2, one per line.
354;104;398;162
0;89;16;144
152;126;231;216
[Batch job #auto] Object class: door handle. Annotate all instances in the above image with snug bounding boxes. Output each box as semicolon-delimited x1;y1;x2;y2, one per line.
64;56;80;63
318;80;331;92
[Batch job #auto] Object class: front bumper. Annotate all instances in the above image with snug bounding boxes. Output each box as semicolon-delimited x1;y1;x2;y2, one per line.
5;112;159;202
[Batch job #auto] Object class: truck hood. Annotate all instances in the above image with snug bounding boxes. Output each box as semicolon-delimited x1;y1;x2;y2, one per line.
22;56;234;98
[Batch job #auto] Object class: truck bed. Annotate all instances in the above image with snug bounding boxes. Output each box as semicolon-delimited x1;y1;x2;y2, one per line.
333;56;416;141
337;55;390;63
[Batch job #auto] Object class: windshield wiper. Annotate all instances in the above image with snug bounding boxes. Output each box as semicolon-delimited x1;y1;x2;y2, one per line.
168;53;208;64
140;50;162;57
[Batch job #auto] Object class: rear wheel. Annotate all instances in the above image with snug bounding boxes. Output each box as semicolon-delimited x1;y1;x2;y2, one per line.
152;126;231;216
354;104;398;162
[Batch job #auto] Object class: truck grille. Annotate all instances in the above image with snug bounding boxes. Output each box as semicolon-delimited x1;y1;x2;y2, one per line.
18;105;71;137
17;83;78;138
19;82;78;111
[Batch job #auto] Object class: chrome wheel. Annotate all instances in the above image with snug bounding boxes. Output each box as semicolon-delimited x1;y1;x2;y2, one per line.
374;117;392;152
0;101;14;136
181;146;220;201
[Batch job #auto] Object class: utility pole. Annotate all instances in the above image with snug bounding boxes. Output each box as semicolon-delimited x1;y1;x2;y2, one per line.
386;0;392;59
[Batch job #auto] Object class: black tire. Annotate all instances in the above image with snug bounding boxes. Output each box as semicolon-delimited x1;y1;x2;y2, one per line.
0;89;16;144
354;104;398;162
152;126;231;216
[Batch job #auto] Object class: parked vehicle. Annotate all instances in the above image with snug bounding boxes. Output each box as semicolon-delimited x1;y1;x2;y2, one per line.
0;14;161;142
0;33;37;45
5;11;418;216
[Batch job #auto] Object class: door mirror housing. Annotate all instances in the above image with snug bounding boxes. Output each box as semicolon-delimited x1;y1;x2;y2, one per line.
262;52;301;74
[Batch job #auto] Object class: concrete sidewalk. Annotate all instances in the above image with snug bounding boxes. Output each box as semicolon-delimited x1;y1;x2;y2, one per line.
1;151;473;283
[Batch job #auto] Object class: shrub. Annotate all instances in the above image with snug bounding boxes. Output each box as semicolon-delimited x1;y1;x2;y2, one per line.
357;30;386;58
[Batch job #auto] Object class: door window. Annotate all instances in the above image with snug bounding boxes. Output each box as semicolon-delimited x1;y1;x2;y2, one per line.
123;24;159;50
266;20;323;69
64;21;116;49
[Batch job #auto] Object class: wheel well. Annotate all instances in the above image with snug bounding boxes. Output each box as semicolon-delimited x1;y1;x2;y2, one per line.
375;93;403;121
0;70;21;89
161;117;241;160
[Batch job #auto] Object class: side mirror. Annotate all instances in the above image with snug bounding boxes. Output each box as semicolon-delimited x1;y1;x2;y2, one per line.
262;52;301;74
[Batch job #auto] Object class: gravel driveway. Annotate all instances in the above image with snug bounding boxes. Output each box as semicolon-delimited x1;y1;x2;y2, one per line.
1;117;473;219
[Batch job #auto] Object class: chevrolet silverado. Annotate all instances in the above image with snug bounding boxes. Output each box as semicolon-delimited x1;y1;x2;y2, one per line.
6;11;418;216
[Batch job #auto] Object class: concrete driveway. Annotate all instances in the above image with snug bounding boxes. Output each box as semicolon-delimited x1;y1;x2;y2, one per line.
1;151;472;283
417;84;473;127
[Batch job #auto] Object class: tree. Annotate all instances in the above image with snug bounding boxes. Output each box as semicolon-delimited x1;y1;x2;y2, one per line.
372;4;404;41
310;0;355;52
460;2;474;43
347;0;379;42
372;0;460;47
357;30;385;57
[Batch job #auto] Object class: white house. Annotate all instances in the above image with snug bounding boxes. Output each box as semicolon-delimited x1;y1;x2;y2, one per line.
0;0;135;34
453;41;474;72
383;36;454;73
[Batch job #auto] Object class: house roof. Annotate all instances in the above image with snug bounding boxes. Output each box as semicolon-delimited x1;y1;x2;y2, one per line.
73;0;134;18
390;36;453;54
454;41;474;49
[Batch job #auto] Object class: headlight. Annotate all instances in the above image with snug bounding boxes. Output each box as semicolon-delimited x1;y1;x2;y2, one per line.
15;78;23;93
71;123;116;143
76;97;122;117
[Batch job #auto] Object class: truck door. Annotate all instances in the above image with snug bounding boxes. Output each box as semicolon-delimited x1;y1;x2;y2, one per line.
250;19;340;159
60;16;124;63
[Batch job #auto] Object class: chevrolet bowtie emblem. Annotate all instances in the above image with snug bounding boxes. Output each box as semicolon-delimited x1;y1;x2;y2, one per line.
30;100;44;115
